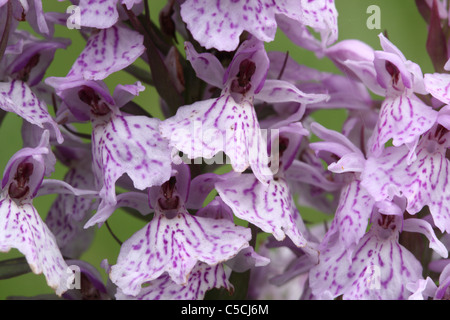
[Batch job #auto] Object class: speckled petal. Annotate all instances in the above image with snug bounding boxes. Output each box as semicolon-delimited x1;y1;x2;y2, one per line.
279;0;339;49
367;93;438;157
115;262;231;300
66;24;144;81
92;114;172;206
0;80;63;143
180;0;338;51
322;180;375;253
180;0;278;51
215;173;310;250
109;208;250;296
78;0;119;29
0;198;70;296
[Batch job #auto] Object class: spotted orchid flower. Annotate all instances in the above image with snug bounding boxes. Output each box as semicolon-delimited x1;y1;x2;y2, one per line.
310;121;450;257
179;0;338;52
309;211;428;300
106;165;252;297
306;121;448;299
361;124;450;234
367;34;438;157
90;95;173;207
49;79;172;207
0;131;97;296
85;162;269;279
325;34;438;159
160;37;328;185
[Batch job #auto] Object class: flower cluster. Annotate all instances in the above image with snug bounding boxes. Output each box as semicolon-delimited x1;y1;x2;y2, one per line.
0;0;449;300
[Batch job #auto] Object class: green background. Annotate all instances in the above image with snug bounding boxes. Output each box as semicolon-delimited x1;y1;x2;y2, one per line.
0;0;432;299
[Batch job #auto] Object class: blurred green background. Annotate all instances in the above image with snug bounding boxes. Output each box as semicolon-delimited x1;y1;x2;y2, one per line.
0;0;432;299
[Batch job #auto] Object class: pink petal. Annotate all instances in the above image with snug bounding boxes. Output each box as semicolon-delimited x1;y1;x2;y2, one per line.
66;24;144;81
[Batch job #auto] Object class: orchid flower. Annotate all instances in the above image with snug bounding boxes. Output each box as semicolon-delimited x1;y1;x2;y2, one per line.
0;131;97;296
160;36;328;186
102;165;253;297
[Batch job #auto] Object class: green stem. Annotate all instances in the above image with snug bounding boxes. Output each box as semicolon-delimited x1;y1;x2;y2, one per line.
122;5;183;116
124;64;154;86
105;220;123;246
